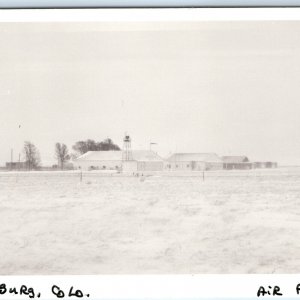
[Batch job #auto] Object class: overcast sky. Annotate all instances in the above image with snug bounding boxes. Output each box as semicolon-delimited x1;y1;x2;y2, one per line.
0;21;300;166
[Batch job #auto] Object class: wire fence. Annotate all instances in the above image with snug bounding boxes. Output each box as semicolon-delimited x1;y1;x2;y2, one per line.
0;167;299;181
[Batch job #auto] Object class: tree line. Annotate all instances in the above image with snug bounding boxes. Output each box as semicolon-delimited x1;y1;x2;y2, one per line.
21;138;120;170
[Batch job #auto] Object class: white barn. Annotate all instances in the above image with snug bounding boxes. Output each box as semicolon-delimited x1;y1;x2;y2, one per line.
73;150;164;172
73;151;122;171
165;153;223;171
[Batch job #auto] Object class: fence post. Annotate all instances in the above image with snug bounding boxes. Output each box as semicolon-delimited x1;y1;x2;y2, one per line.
202;171;205;182
80;169;83;182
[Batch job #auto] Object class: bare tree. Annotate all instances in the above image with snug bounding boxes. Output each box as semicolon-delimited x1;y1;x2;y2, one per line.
55;143;70;170
23;141;41;170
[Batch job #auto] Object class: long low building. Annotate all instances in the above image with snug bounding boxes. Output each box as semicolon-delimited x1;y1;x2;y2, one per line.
73;150;164;172
165;153;223;171
222;156;253;170
222;156;278;170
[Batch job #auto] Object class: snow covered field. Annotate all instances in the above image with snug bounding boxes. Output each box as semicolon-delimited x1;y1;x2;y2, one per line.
0;168;299;274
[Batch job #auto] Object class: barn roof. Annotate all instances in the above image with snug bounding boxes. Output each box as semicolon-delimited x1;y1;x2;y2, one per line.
76;151;122;161
222;156;250;163
168;153;222;163
75;150;164;162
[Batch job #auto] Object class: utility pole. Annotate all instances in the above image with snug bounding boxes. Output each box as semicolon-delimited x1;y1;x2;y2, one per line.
150;142;157;152
10;148;13;171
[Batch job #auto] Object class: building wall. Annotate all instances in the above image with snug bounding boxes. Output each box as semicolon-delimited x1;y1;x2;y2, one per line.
75;160;164;172
74;160;122;171
122;161;138;173
165;161;206;171
223;163;253;170
123;161;164;173
254;162;278;169
205;162;223;170
268;162;278;168
137;161;164;171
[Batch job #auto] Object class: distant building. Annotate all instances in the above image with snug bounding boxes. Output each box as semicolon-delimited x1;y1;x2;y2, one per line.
5;161;27;170
73;150;164;172
253;161;278;169
222;156;253;170
165;153;223;171
51;162;74;170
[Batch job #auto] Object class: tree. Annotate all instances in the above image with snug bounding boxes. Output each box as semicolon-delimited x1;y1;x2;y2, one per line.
72;139;97;155
98;138;120;151
72;138;120;155
23;141;41;170
55;143;70;170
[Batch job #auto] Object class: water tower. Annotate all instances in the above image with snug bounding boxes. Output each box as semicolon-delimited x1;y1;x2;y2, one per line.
122;134;133;161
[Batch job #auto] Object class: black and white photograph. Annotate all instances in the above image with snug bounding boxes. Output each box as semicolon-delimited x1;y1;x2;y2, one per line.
0;18;300;274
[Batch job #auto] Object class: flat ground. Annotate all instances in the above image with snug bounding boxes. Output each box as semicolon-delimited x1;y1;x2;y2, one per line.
0;168;300;274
